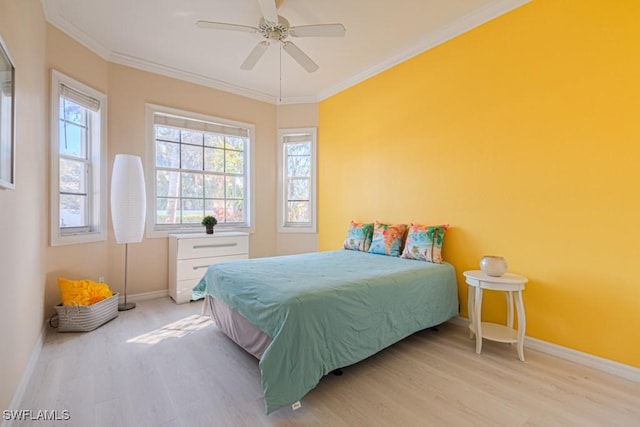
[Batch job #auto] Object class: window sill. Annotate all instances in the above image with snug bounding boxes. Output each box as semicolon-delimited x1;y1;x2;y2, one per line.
51;230;106;247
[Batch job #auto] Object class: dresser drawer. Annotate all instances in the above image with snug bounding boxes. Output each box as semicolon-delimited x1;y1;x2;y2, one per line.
177;235;249;259
177;254;247;280
169;232;249;305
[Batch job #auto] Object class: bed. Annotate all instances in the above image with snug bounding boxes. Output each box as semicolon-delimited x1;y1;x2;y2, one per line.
192;249;458;414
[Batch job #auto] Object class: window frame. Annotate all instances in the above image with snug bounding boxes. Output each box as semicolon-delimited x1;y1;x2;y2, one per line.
277;127;317;233
145;104;255;238
50;70;107;246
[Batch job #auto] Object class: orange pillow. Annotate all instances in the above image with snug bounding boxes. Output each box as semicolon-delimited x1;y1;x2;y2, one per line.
58;278;113;306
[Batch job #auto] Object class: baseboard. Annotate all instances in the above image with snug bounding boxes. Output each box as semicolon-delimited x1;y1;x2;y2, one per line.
3;290;168;426
2;322;48;427
523;335;640;383
448;316;640;383
117;289;168;305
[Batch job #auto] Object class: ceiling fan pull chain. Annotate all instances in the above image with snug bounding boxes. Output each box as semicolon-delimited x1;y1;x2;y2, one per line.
279;43;283;103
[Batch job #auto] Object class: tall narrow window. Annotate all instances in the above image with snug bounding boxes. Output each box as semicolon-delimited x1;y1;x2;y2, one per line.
50;71;107;246
146;104;254;235
278;128;317;232
59;95;90;229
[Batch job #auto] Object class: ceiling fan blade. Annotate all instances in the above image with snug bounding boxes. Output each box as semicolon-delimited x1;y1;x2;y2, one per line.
196;21;257;33
240;41;270;70
282;41;319;73
257;0;278;23
289;24;346;38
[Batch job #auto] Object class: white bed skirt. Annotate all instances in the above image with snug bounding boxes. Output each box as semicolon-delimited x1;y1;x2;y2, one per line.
203;295;273;359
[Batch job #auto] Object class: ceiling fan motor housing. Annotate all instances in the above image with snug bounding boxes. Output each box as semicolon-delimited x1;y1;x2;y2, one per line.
259;16;290;41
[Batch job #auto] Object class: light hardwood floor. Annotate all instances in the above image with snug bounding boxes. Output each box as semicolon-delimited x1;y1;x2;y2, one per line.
16;297;640;426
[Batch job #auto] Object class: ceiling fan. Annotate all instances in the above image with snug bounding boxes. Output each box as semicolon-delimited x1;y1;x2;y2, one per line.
196;0;346;73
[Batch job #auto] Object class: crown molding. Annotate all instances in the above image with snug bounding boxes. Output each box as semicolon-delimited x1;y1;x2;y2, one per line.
108;52;278;105
40;0;283;104
41;0;112;60
317;0;532;101
106;51;317;105
41;0;530;106
275;94;319;105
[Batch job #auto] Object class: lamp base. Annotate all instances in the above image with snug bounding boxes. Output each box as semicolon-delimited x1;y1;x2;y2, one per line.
118;302;136;311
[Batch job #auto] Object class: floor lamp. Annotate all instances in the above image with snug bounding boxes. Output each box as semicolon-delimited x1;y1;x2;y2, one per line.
110;154;146;311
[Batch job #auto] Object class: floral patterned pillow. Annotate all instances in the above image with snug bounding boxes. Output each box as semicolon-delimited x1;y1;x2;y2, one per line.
343;221;374;252
401;224;448;263
368;222;407;257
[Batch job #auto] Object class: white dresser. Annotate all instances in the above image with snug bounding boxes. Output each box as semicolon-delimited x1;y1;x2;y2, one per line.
168;232;249;304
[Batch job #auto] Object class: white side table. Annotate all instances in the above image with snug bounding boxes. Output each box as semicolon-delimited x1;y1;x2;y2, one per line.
463;270;528;361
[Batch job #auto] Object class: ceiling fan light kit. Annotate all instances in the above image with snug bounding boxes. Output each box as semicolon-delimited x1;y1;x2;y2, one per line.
196;0;345;73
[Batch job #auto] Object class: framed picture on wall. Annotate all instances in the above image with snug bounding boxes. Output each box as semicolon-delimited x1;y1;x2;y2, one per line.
0;34;16;190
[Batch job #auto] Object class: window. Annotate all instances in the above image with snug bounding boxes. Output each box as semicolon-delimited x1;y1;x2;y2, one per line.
146;104;254;236
50;70;107;246
277;128;317;233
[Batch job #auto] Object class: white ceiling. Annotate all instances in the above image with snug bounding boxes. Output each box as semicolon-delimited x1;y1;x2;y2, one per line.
42;0;529;104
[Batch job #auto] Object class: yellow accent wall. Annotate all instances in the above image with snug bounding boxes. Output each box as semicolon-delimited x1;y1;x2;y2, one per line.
318;0;640;368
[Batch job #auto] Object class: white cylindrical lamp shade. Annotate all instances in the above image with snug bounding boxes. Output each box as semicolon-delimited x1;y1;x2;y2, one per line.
111;154;146;244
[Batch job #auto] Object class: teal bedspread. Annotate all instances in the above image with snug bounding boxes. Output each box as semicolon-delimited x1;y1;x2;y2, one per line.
192;250;458;414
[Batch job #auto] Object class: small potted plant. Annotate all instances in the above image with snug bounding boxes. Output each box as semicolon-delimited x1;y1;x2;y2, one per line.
201;215;218;234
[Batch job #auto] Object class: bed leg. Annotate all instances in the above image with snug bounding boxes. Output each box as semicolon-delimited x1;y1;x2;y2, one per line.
332;369;343;376
292;401;302;411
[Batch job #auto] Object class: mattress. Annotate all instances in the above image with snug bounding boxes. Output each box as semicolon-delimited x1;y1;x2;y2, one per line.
193;250;458;413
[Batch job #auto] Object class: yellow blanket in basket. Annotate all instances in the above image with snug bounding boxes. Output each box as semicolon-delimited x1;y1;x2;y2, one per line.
58;278;113;306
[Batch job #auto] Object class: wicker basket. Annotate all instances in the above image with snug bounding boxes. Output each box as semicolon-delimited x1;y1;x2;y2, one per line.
53;293;119;332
